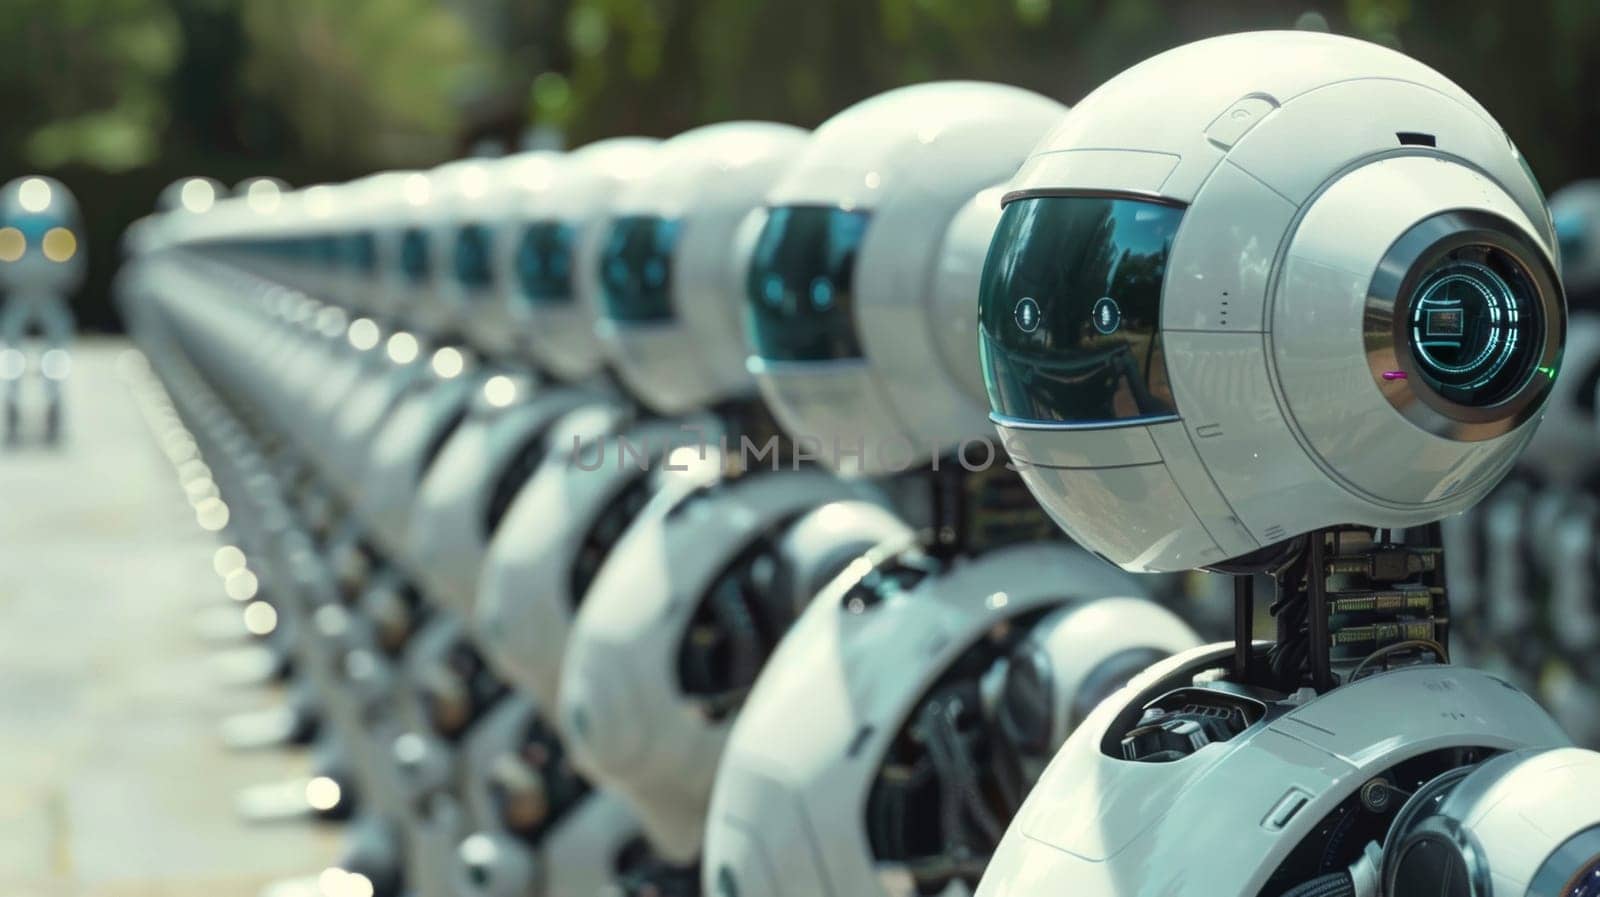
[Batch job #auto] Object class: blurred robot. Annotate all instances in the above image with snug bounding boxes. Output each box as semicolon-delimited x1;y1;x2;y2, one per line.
0;176;85;443
966;31;1600;897
701;82;1200;897
1444;180;1600;745
383;142;663;897
551;120;910;895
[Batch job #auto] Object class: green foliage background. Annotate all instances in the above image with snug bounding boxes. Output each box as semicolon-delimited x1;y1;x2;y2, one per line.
1;0;1594;331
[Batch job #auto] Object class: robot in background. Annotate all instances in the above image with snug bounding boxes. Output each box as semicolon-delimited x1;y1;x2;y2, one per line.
1443;180;1600;747
0;176;85;443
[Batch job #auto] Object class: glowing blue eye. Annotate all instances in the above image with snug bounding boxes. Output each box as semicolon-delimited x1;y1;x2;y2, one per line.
763;275;784;305
810;277;834;309
607;259;628;285
645;259;666;287
1405;252;1542;407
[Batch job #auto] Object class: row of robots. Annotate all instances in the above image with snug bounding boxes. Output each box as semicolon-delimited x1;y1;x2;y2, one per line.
118;31;1600;897
0;175;84;442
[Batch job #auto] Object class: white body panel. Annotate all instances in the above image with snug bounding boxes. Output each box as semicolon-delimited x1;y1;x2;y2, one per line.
557;468;899;862
474;408;718;712
405;381;601;615
450;694;644;897
974;647;1569;897
510;139;661;381
705;541;1187;897
356;369;482;564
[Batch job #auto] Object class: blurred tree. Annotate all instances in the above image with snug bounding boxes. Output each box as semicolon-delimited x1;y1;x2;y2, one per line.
238;0;481;167
533;0;1598;196
0;0;1593;335
0;0;180;172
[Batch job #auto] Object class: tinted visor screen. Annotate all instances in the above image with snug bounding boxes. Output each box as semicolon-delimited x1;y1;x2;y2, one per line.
599;215;680;323
343;231;377;275
454;223;494;290
744;206;870;362
515;221;576;306
979;196;1182;424
400;227;431;285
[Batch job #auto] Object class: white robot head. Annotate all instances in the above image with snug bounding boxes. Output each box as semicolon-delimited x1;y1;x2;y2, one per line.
500;137;659;382
285;181;383;315
1377;748;1600;896
450;150;564;359
0;176;86;293
979;31;1565;573
423;158;510;343
745;82;1067;474
593;122;806;415
330;177;400;318
379;168;452;335
1553;180;1600;306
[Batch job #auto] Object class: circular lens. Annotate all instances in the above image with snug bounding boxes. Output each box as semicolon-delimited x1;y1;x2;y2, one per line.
1406;246;1544;408
1566;857;1600;897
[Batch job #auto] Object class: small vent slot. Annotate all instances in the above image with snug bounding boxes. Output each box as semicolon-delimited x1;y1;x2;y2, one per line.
1397;132;1437;147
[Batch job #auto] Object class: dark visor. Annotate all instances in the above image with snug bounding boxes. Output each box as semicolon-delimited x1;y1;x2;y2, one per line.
979;196;1182;425
454;223;493;290
599;215;680;323
342;231;377;275
744;206;870;362
515;221;576;305
400;227;431;285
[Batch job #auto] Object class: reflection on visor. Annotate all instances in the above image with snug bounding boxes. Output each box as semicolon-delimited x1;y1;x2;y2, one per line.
515;221;576;305
979;196;1182;425
744;206;870;362
599;215;680;322
400;227;431;285
454;223;494;290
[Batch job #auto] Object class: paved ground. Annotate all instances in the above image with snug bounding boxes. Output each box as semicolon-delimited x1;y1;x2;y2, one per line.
0;339;338;897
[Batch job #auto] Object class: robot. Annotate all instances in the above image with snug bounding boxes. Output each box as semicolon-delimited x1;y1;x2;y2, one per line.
1555;181;1600;308
963;31;1600;897
377;141;669;897
460;122;871;897
131;181;461;893
542;119;922;894
699;81;1202;897
133;188;408;819
157;175;224;216
1440;180;1600;743
0;176;85;443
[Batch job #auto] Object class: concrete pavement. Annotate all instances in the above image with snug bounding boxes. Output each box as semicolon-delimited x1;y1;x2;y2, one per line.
0;339;338;897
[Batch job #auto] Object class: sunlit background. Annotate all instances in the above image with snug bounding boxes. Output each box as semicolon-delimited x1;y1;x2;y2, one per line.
6;0;1597;332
